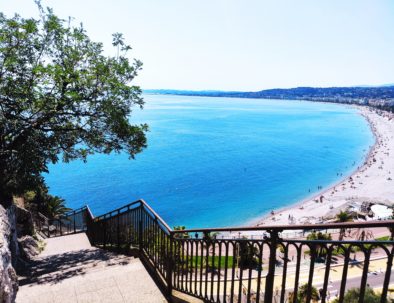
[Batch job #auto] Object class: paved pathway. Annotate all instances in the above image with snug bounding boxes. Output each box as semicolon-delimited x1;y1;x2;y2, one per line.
16;233;166;303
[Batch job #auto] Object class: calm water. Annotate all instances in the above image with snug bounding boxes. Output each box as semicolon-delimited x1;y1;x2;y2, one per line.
44;95;374;228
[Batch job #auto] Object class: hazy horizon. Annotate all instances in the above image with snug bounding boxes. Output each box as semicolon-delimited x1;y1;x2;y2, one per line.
144;83;394;92
1;0;394;91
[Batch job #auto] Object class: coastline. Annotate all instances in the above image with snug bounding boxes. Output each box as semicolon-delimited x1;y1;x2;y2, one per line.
250;105;394;228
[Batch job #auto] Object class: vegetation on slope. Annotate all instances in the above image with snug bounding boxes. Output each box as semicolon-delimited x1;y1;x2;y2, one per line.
0;2;147;210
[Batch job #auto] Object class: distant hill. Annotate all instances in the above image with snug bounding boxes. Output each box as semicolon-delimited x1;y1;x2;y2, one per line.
144;86;394;100
144;86;394;112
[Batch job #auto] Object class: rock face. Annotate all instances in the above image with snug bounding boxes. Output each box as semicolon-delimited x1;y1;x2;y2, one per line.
6;206;19;268
15;207;34;238
0;205;19;303
18;236;40;260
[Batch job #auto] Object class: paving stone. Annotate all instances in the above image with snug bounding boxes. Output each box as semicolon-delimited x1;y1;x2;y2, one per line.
96;286;125;303
26;292;54;303
75;281;98;295
52;287;77;298
90;277;117;289
77;291;102;303
54;296;77;303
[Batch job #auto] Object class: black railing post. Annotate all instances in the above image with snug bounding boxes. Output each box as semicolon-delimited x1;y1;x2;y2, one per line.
381;251;393;303
73;210;76;234
45;218;49;238
264;230;279;303
321;247;333;303
359;249;371;303
166;232;174;299
306;244;317;303
338;248;351;302
139;218;143;254
84;210;89;240
117;210;120;252
103;219;107;249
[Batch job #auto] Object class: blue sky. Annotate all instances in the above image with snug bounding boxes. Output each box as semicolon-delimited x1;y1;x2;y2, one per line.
1;0;394;91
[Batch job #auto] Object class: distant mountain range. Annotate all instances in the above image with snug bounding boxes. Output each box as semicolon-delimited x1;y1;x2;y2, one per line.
144;86;394;111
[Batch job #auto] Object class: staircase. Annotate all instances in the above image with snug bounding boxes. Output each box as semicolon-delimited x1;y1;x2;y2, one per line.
28;199;394;303
16;233;166;303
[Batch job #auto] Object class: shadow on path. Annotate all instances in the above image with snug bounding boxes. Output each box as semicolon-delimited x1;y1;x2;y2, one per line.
18;248;132;286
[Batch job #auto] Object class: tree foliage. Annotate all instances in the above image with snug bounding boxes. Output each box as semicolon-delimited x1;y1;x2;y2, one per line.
335;210;353;240
0;3;147;206
42;195;71;219
306;231;332;241
332;287;381;303
239;242;259;268
297;284;320;303
306;231;332;258
288;283;319;303
22;182;67;218
336;211;353;223
173;226;190;239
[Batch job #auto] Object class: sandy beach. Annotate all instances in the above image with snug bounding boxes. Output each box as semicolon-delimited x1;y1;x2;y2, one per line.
254;106;394;228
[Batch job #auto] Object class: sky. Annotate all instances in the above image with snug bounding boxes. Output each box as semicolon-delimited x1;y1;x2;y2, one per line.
1;0;394;91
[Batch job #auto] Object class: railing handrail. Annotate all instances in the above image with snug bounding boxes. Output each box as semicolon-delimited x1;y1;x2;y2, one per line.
140;199;173;233
85;204;95;220
83;199;173;233
63;206;87;216
67;198;393;233
37;211;49;221
170;219;394;234
93;200;142;220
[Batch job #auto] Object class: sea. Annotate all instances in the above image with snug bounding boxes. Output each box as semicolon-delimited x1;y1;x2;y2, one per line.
44;95;374;228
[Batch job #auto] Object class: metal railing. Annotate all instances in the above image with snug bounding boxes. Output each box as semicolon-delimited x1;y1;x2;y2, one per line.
170;224;394;303
34;206;89;237
35;199;394;303
84;200;173;291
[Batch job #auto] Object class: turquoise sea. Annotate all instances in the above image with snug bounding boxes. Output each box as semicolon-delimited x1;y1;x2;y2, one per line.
44;95;374;228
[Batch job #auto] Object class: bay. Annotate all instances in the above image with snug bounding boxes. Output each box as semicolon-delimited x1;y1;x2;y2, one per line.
44;95;374;228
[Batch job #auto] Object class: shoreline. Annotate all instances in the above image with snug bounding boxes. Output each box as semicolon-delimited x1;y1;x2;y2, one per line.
249;105;394;228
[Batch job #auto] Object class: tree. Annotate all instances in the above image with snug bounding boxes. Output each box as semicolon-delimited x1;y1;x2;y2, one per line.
335;211;353;240
42;195;71;219
297;284;320;303
22;182;69;218
306;231;332;258
332;287;381;303
173;226;190;239
336;210;353;222
198;231;222;274
288;284;319;303
236;237;259;269
0;3;147;208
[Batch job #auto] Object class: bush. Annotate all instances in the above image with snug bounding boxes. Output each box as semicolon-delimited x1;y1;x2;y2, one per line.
332;287;381;303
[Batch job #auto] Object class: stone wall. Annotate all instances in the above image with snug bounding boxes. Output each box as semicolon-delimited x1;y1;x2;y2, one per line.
0;205;18;303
